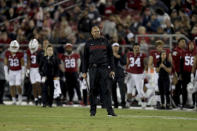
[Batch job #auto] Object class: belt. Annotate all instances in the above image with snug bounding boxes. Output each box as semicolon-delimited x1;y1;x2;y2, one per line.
89;63;108;68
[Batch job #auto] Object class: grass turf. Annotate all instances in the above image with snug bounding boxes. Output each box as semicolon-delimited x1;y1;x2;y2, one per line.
0;105;197;131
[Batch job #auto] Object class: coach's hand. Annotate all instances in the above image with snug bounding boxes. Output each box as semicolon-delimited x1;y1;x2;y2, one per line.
26;69;30;77
41;77;46;83
109;71;115;79
82;73;87;79
54;77;60;80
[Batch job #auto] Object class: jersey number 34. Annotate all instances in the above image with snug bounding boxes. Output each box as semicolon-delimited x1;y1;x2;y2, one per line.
129;57;141;67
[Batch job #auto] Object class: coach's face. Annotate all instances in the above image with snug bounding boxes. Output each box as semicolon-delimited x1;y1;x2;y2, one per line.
47;47;53;57
91;26;101;39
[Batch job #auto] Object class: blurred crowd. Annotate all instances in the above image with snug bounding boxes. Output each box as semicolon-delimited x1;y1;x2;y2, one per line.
0;0;197;48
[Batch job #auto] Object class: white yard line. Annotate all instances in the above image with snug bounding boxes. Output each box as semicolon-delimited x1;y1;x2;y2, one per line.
5;114;196;121
119;115;197;121
3;101;197;112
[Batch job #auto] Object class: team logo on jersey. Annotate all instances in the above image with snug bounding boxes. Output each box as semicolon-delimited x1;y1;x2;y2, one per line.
173;51;177;56
156;55;160;59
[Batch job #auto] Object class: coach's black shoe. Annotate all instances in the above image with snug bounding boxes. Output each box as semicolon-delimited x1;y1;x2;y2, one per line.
107;112;117;117
122;104;129;109
101;104;106;109
43;104;47;108
166;104;172;110
159;104;165;110
90;113;95;116
183;105;194;109
179;104;183;110
114;104;118;109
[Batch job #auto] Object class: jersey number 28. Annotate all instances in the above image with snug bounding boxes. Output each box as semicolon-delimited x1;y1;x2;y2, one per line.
65;58;76;68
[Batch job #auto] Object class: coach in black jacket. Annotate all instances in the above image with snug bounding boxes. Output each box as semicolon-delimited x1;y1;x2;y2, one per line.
82;26;116;116
39;44;60;107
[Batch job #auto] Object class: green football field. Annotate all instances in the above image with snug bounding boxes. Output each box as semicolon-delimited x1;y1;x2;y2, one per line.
0;105;197;131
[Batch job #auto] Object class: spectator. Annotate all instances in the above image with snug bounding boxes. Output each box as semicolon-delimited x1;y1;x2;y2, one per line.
102;16;117;39
78;10;92;34
191;25;197;40
0;32;11;44
26;20;36;40
129;15;141;33
164;19;175;34
127;0;142;11
170;9;179;24
156;8;171;29
126;32;135;45
138;26;150;45
6;8;17;20
147;13;161;33
34;7;44;28
169;0;180;14
149;0;169;13
87;4;101;25
104;0;116;16
190;14;197;28
142;8;151;28
116;24;127;44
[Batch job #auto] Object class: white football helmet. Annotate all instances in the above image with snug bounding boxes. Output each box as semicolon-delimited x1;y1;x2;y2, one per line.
29;39;39;53
9;40;20;53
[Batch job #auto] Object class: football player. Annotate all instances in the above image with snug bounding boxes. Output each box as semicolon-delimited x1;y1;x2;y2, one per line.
181;41;197;107
4;40;25;105
144;67;159;106
172;38;186;107
26;39;42;105
59;43;82;105
148;40;172;68
126;43;147;107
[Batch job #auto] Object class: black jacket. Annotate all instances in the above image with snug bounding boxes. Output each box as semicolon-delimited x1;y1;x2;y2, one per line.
39;55;60;78
157;60;171;79
36;49;45;65
113;53;126;77
82;37;114;73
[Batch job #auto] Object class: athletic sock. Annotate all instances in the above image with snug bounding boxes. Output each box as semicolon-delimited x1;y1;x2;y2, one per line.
12;97;16;104
18;94;22;105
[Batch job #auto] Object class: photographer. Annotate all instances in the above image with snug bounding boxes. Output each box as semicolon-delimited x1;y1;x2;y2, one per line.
156;51;172;109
